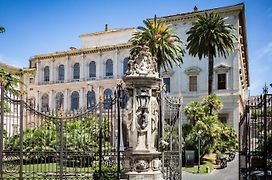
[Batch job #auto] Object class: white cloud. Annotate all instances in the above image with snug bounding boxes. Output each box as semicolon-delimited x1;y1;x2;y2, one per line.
256;42;272;60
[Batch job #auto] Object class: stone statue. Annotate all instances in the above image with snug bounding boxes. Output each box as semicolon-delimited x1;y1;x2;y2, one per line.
150;95;159;150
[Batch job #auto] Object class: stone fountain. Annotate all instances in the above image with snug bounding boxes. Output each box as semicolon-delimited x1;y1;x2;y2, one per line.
123;44;163;180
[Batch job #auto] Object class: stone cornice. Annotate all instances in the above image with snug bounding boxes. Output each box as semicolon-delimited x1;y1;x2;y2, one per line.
30;43;131;62
214;64;231;73
152;3;245;23
79;28;136;38
239;4;250;87
184;66;202;76
161;70;175;77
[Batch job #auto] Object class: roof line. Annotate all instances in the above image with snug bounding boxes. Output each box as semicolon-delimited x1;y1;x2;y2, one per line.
79;27;136;38
0;61;21;71
148;3;244;22
30;43;131;61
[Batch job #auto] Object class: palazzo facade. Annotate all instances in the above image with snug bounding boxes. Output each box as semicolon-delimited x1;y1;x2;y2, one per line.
23;3;249;131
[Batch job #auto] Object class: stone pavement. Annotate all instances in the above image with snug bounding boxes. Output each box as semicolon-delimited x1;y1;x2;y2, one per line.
182;155;238;180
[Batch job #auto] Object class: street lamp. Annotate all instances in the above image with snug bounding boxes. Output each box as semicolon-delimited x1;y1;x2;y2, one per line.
136;89;150;129
136;89;150;110
197;130;202;173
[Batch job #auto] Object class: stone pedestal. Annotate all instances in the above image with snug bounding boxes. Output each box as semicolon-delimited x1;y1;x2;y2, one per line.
124;150;163;180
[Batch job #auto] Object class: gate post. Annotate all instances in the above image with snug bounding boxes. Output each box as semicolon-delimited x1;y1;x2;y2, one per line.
123;44;163;180
60;118;64;180
0;83;4;179
263;91;268;178
19;96;24;180
178;102;183;180
117;83;122;179
98;95;103;179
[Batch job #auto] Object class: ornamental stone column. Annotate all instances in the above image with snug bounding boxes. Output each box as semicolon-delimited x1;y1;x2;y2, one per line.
123;44;163;180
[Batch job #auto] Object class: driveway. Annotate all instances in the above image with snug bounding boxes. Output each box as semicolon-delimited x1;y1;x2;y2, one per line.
182;155;238;180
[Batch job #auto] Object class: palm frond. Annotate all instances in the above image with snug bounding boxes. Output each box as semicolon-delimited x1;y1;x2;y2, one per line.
129;15;184;73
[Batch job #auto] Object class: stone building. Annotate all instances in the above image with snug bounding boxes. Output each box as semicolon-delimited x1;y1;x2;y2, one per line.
23;3;249;131
0;62;21;136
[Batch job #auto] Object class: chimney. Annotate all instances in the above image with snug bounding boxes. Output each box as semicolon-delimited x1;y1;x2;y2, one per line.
105;24;109;31
193;6;198;12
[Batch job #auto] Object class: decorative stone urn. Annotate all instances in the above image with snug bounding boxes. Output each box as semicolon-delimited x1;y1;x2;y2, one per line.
123;44;163;180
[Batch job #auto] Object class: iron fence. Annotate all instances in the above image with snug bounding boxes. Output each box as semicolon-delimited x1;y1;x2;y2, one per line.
239;91;272;179
0;84;125;179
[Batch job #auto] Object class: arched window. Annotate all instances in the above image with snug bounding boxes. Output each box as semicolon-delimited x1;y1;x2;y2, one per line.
73;63;80;80
123;57;129;75
104;88;113;109
87;90;96;108
55;92;64;110
41;93;49;112
71;91;79;111
44;66;50;82
89;61;96;78
58;64;65;81
105;59;113;77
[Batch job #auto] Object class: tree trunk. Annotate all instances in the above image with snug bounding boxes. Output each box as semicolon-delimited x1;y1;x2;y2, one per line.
208;50;214;115
208;51;214;95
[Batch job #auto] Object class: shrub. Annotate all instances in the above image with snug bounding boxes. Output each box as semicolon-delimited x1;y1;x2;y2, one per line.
5;116;111;167
93;164;120;180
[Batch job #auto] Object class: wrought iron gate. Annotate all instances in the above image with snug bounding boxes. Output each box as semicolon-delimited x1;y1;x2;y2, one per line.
239;88;272;179
161;91;183;180
0;84;124;179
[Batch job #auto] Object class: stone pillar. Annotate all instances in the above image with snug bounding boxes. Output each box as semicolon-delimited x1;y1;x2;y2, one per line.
50;58;55;83
35;60;40;85
123;45;163;180
79;87;85;109
49;90;55;112
98;51;102;79
64;89;70;113
36;90;41;111
80;54;85;81
115;49;119;79
65;55;70;82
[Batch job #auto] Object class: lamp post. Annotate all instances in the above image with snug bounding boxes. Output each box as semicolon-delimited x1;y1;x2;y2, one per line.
197;130;202;173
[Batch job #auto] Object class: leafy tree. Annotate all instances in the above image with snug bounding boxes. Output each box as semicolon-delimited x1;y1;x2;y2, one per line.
203;94;223;115
129;16;184;74
184;102;205;125
183;95;237;159
215;124;238;152
186;12;236;95
185;115;222;158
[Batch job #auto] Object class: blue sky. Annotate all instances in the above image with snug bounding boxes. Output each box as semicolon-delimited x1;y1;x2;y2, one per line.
0;0;272;95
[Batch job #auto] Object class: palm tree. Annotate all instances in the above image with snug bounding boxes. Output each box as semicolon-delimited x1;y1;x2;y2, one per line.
0;26;5;33
130;16;184;74
0;69;24;95
186;12;236;95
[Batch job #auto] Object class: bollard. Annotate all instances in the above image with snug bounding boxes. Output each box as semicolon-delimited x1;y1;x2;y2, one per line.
206;166;210;173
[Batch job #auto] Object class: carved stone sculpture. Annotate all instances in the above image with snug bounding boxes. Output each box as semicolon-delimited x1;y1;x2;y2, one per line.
127;44;158;77
123;44;163;180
